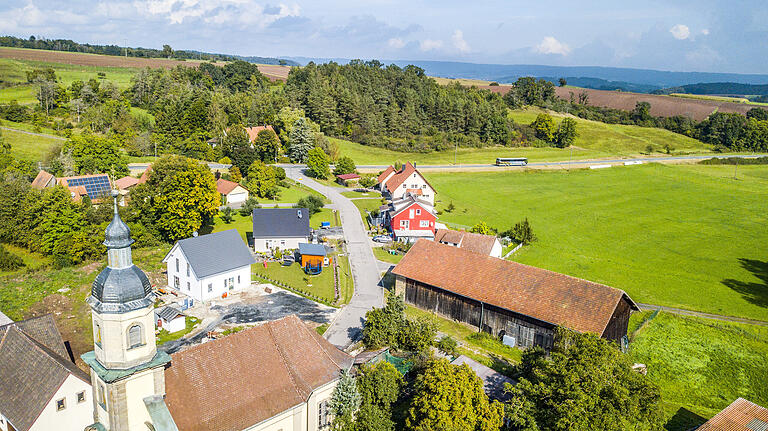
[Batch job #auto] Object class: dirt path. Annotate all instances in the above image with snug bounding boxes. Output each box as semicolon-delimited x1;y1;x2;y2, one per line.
0;126;66;140
637;303;768;326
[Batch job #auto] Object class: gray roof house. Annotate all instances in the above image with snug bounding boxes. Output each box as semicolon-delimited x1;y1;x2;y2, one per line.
0;315;93;431
163;229;256;301
252;208;312;253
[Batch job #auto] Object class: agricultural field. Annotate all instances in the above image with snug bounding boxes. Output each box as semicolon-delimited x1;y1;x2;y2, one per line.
669;93;768;106
427;163;768;321
333;107;712;166
1;125;64;161
628;311;768;430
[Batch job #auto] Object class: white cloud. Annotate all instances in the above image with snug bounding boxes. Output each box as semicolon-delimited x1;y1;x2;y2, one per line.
451;30;470;53
534;36;570;55
387;37;405;49
134;0;300;26
419;39;443;51
670;24;690;40
701;28;710;36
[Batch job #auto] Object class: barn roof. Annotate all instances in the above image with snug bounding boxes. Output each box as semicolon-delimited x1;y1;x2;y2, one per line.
434;229;499;256
0;315;89;431
377;166;396;184
114;176;140;190
393;240;637;335
697;398;768;431
336;173;360;180
216;178;245;195
164;315;352;431
244;125;277;143
31;170;54;189
168;229;255;279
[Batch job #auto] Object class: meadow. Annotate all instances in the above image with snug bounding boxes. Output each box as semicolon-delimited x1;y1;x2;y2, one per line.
333;108;712;166
628;311;768;430
427;163;768;321
1;125;64;161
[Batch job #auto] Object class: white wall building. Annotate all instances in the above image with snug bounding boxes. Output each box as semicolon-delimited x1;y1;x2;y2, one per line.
377;162;436;205
217;178;249;205
163;229;256;302
252;208;312;253
434;229;504;258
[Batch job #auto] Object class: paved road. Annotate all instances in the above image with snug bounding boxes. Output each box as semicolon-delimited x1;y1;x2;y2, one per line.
128;162;232;171
0;126;66;140
284;167;384;349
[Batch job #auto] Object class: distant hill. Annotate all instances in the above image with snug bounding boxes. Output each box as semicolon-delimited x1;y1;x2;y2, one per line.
288;57;768;91
539;77;661;93
652;82;768;96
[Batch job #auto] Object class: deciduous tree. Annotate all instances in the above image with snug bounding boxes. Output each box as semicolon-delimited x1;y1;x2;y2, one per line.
333;156;356;175
245;160;278;199
530;113;556;143
306;147;330;179
554;118;578;148
254;128;281;162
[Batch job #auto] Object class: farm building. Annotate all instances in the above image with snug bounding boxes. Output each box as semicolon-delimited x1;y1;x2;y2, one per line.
335;173;360;186
252;208;312;253
434;229;503;258
155;305;186;334
697;398;768;431
0;315;92;431
383;194;438;242
31;171;113;202
163;229;256;302
298;243;330;274
376;162;435;205
216;178;249;206
392;240;638;350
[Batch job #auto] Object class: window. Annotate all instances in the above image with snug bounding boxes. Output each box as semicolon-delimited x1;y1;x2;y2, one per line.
56;398;66;411
175;258;179;272
413;173;416;178
422;184;426;188
402;184;406;189
207;283;212;293
94;323;101;347
415;209;421;215
186;282;190;291
228;277;235;290
186;263;189;277
127;324;143;349
400;220;409;228
98;384;106;409
409;209;414;218
420;220;430;227
174;276;179;288
318;400;330;429
77;391;86;403
237;275;241;284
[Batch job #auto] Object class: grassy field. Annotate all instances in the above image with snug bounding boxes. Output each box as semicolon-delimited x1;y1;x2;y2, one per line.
332;108;712;166
156;316;200;345
427;164;768;321
352;198;385;228
0;57;141;104
341;190;380;198
253;261;336;303
670;93;768;106
1;126;64;161
628;311;768;430
373;247;403;264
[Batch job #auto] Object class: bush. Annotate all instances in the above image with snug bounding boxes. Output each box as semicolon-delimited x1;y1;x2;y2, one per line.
220;207;235;224
238;197;259;216
504;217;537;245
296;195;324;215
435;335;459;357
0;244;25;271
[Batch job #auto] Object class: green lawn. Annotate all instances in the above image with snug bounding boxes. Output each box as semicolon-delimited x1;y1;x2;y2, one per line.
156;316;200;345
341;190;380;198
337;254;354;304
211;212;253;243
253;261;336;304
332;108;712;166
1;126;64;161
263;179;325;204
428;164;768;321
628;311;768;430
373;247;403;264
309;208;339;229
0;56;141;104
0;244;51;277
352;198;385;228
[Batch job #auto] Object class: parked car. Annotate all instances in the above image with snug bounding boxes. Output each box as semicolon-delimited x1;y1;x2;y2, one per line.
373;235;393;243
282;255;295;266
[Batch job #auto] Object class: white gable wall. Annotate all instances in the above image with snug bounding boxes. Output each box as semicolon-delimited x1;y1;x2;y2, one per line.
389;172;434;205
226;185;249;204
164;245;252;302
254;235;309;253
242;379;337;431
490;239;503;258
29;374;92;431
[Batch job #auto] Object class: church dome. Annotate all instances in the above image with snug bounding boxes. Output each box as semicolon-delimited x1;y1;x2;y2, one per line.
88;266;154;313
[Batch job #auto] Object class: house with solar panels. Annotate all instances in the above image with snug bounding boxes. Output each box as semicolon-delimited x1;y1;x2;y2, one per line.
31;170;113;203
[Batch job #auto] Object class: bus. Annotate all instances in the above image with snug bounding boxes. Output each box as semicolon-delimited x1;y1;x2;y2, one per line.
496;157;528;166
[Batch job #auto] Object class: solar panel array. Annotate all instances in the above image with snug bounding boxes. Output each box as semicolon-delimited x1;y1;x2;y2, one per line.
65;175;111;199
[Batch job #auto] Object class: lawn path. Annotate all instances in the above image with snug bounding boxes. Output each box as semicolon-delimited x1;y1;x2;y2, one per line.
637;303;768;326
284;166;384;349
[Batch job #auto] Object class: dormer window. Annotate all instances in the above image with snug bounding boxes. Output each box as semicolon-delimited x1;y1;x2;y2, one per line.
127;324;144;349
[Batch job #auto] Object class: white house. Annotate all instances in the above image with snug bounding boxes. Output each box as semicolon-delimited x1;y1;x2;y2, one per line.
434;229;504;258
252;208;312;253
155;305;186;333
377;162;436;205
217;178;249;206
163;229;256;302
0;315;93;431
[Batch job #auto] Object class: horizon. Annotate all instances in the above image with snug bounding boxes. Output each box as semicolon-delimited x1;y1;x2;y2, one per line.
1;0;766;75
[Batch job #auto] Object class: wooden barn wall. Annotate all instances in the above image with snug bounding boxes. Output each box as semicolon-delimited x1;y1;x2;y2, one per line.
601;296;633;342
404;278;555;350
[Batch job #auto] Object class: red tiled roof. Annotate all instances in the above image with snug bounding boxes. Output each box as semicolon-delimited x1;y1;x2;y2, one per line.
216;178;244;195
434;229;498;256
384;162;435;194
377;166;396;184
698;398;768;431
393;240;637;335
164;315;352;431
114;176;140;190
391;197;435;219
336;173;360;180
244;125;277;143
31;170;54;189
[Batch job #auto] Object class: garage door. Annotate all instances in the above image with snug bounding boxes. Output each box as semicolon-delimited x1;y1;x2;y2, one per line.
228;191;248;203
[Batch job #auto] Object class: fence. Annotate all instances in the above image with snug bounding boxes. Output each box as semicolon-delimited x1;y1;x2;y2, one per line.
503;242;524;259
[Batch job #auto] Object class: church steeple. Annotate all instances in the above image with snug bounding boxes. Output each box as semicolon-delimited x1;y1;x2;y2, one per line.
83;190;169;431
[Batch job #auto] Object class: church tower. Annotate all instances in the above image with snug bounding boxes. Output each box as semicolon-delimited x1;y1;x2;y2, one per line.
82;190;170;431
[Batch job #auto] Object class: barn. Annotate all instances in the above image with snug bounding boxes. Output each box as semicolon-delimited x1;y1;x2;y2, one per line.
392;240;638;350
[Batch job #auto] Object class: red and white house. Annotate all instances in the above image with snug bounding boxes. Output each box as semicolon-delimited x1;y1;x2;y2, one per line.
377;162;436;205
386;195;438;242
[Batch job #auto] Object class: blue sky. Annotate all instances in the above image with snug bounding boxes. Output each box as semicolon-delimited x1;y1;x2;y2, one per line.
1;0;766;73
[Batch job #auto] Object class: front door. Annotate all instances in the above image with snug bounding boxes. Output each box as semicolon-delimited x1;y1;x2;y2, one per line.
228;277;235;290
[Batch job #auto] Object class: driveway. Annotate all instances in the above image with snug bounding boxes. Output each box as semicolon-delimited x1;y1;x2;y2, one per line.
285;167;384;349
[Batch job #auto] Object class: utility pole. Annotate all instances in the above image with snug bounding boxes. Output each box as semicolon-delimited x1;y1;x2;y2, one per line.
734;157;738;180
124;39;127;57
569;145;573;171
454;143;457;166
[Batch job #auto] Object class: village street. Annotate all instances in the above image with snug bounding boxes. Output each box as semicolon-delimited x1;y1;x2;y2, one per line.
284;166;385;349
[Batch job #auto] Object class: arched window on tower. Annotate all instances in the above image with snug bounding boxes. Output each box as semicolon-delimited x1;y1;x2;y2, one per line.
127;324;144;349
94;323;102;347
